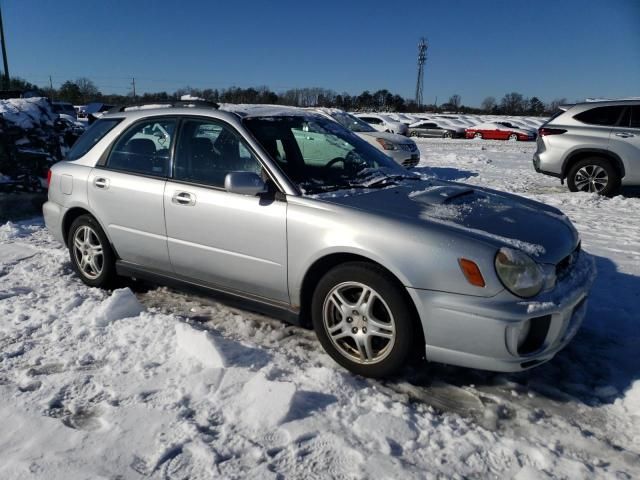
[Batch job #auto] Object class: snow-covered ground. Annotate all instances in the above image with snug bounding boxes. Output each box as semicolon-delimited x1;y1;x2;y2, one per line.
1;139;639;479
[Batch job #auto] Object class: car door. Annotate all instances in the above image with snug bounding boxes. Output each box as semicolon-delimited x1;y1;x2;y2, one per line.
164;117;289;303
88;117;176;270
609;105;640;183
425;123;440;137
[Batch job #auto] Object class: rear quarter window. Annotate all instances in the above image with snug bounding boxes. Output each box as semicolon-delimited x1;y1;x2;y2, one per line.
574;106;625;126
66;118;123;160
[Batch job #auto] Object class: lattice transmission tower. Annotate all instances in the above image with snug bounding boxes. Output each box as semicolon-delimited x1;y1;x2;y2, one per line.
414;37;428;107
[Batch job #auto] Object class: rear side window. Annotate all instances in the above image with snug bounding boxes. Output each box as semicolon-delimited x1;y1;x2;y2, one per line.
66;118;122;160
106;118;176;177
574;106;624;126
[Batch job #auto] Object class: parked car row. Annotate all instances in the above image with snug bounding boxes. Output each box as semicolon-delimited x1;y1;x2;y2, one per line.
44;101;594;379
355;112;540;141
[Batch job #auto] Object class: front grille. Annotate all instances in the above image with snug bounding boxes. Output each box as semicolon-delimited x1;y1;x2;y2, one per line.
402;158;419;168
399;143;418;152
556;243;581;279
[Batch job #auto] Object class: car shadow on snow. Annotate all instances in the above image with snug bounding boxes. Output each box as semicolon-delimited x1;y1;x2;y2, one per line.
619;186;640;198
411;166;478;182
397;253;640;410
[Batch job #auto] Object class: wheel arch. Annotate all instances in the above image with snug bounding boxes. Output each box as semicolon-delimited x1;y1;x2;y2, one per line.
561;149;626;180
298;252;425;351
61;206;117;256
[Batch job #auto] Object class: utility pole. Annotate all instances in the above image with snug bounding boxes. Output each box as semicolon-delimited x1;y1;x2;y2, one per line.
414;37;428;108
0;3;10;90
131;77;136;100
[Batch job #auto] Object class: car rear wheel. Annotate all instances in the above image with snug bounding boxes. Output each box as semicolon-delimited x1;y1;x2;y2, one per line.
311;262;414;378
567;157;620;196
474;132;483;139
68;215;116;288
443;131;453;139
508;133;518;141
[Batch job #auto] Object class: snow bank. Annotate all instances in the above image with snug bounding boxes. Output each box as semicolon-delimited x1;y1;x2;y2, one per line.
175;322;226;368
231;372;296;430
618;380;640;417
0;97;57;129
93;288;144;327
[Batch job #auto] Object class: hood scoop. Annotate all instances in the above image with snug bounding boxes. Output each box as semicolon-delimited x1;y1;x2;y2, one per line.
410;185;476;206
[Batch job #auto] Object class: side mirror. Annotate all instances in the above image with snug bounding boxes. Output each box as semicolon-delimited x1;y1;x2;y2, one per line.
224;171;267;196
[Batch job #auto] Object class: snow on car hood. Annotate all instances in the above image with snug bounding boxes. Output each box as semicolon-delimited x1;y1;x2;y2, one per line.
357;131;414;144
319;180;579;264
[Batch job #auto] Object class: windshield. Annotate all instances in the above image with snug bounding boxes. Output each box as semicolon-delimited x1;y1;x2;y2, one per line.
244;115;413;194
329;111;376;133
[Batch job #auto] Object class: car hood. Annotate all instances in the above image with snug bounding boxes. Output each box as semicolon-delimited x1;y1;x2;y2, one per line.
318;180;578;264
357;131;413;144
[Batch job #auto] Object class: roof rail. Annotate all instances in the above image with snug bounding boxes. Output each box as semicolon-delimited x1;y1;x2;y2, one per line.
108;100;220;114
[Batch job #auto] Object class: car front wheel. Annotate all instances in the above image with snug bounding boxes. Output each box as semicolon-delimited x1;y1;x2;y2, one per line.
567;157;620;196
474;132;483;139
508;133;518;141
312;262;414;378
68;214;116;288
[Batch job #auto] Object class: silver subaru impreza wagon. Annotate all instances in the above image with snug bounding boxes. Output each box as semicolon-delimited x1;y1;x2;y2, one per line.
43;101;595;378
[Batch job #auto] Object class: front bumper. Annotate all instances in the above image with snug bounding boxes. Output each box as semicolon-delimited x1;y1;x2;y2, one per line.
388;149;420;168
407;251;595;372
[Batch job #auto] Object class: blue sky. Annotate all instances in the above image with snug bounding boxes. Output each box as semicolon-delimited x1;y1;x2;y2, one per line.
4;0;639;106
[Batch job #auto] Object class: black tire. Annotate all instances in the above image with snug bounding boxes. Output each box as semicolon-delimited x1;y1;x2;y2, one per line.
474;132;483;140
311;262;415;378
443;131;453;139
409;131;418;137
67;214;116;288
508;133;518;141
567;157;621;196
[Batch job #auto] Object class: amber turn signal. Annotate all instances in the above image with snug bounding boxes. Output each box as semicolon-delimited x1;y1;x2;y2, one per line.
458;258;486;287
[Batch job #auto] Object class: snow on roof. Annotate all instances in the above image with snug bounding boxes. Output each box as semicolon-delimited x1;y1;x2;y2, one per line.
219;103;315;118
0;97;57;129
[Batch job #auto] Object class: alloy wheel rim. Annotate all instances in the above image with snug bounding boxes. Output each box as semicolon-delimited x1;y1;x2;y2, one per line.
509;134;517;140
322;281;396;365
72;226;104;280
574;165;608;193
474;132;482;139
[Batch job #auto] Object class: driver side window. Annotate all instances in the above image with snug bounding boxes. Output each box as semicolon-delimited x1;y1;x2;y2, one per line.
174;119;262;188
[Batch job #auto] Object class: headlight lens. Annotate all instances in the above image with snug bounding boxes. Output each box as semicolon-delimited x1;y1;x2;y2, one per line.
375;138;397;150
494;248;544;298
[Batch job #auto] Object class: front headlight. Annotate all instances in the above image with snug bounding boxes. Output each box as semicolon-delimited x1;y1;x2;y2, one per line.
495;247;544;298
375;138;398;150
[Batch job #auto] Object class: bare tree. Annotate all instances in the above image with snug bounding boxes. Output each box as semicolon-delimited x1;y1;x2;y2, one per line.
548;98;568;113
75;77;100;103
500;92;525;115
448;94;461;111
481;96;496;113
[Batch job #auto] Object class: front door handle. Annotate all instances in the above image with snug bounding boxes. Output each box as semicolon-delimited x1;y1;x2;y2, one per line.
94;177;110;189
172;191;196;206
615;132;635;138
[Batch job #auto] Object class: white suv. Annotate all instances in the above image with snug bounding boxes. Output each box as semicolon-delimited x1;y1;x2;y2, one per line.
533;100;640;195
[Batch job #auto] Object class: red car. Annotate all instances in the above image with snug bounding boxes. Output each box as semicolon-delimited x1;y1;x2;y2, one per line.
465;122;536;141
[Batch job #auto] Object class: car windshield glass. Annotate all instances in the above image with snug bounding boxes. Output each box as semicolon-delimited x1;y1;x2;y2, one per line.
330;112;376;133
244;115;414;194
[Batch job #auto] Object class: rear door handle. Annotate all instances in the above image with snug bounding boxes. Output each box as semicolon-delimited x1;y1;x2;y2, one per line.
172;191;196;206
94;177;110;189
615;132;635;138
